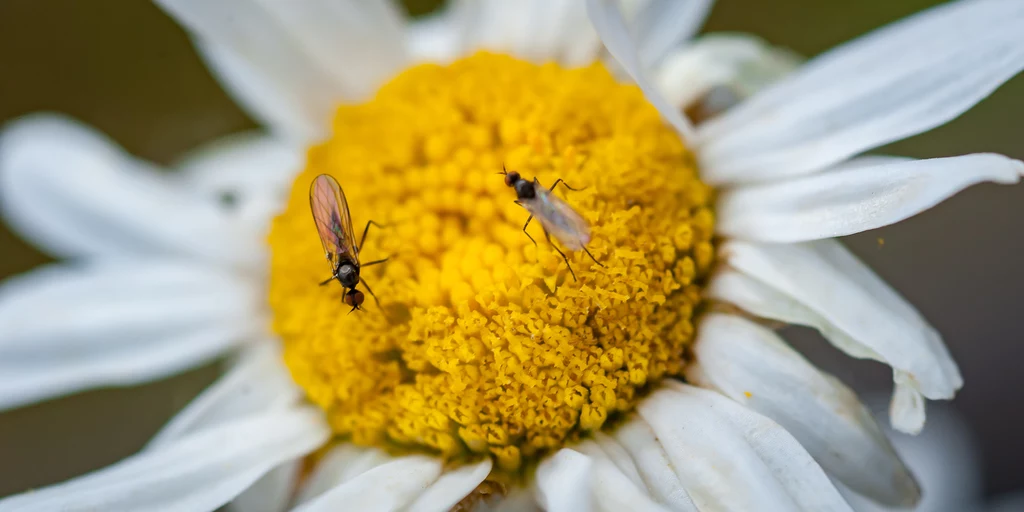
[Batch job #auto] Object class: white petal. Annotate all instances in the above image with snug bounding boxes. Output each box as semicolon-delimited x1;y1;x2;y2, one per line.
717;153;1024;243
292;456;442;512
174;131;303;235
294;444;394;505
405;458;493;512
148;342;299;447
574;441;674;512
149;345;304;512
612;420;699;512
588;432;645;488
0;260;260;411
639;384;852;511
629;0;714;68
156;347;303;512
227;463;301;512
0;407;329;512
889;376;926;435
698;0;1024;185
839;398;981;512
586;0;696;141
690;313;919;506
535;449;595;512
0;114;265;268
155;0;409;144
450;0;598;66
406;9;465;64
654;34;801;115
711;239;962;432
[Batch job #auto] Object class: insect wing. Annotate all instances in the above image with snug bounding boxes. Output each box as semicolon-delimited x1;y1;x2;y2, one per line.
309;174;359;270
524;186;591;251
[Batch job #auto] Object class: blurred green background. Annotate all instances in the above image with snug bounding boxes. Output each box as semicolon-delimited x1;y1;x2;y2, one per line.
1;0;1022;502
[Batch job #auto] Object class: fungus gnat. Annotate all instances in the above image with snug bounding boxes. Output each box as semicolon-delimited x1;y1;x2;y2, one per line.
309;174;387;312
500;165;603;281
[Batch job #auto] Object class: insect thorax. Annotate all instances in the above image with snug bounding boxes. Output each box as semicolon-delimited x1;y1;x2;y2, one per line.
336;262;360;288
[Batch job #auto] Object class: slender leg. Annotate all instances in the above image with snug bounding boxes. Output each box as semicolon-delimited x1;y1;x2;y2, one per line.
361;258;389;268
360;277;382;308
358;220;386;253
319;276;334;286
545;229;577;282
549;177;583;192
521;214;537;249
582;246;604;267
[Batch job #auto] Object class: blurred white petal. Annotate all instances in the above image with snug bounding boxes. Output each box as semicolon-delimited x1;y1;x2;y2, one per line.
640;384;852;511
717;153;1024;243
291;455;442;512
629;0;714;68
405;458;493;512
655;34;800;114
151;346;304;512
838;399;981;512
174;131;303;235
612;420;699;511
586;0;696;141
690;314;919;506
0;114;264;268
698;0;1024;185
148;342;298;446
228;464;301;512
0;260;260;411
0;407;329;512
450;0;597;66
710;240;962;432
406;9;464;64
155;0;409;144
295;444;393;505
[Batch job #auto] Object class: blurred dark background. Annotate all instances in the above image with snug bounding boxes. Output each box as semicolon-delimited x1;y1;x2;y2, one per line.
1;0;1022;503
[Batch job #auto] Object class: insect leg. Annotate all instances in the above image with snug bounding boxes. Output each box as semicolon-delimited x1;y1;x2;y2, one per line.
361;258;390;268
582;246;605;267
521;214;538;249
360;277;382;308
549;178;584;192
544;229;577;282
319;276;334;286
358;220;386;253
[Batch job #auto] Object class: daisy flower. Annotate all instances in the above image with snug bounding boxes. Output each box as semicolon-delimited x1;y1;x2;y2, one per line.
1;0;1022;510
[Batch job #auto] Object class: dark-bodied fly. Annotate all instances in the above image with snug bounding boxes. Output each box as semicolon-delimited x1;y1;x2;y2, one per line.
309;174;387;312
500;166;603;281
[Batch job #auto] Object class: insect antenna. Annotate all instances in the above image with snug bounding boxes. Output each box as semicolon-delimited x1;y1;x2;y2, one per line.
582;247;605;267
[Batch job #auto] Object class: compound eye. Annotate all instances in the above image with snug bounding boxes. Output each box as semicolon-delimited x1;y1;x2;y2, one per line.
503;171;519;187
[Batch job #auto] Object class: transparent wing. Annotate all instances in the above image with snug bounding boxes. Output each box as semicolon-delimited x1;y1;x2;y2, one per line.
524;186;591;251
309;174;359;269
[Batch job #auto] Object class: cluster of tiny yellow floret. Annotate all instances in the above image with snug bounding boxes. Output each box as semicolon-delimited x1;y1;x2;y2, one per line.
268;52;715;472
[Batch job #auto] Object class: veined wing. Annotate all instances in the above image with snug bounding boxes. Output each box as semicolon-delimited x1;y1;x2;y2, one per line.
524;186;592;251
309;174;359;270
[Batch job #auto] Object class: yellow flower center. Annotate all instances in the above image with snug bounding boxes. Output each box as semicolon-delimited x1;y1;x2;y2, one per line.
268;52;715;472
